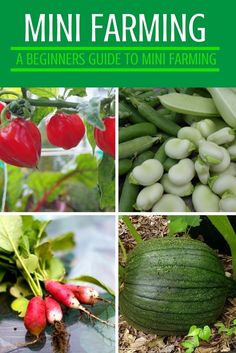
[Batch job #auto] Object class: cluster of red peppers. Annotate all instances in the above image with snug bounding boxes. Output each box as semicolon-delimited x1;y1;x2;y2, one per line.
0;102;115;168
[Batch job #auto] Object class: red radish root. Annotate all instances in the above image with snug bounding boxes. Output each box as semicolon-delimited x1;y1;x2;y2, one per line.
45;280;81;309
45;297;63;324
44;296;69;353
65;284;99;304
45;280;113;326
65;284;112;305
24;296;46;338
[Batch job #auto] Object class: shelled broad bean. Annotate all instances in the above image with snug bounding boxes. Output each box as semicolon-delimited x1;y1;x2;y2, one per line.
119;87;236;212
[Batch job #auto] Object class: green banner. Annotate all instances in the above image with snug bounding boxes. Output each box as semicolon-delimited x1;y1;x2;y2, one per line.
1;0;236;86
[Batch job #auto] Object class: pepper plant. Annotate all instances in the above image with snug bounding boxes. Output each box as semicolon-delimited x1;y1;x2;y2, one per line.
0;87;115;212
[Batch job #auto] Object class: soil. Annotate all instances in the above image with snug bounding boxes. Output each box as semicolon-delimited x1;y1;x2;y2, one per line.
119;216;236;353
51;321;70;353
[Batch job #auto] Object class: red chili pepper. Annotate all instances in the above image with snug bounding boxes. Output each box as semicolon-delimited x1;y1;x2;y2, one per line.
0;118;41;168
94;117;115;158
46;112;85;150
0;102;11;122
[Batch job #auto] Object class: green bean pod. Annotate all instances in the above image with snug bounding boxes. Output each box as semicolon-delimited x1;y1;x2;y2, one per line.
119;122;157;143
163;158;178;171
129;97;181;136
119;136;160;159
119;175;140;212
208;88;236;128
133;151;155;167
159;93;220;117
119;159;133;176
119;151;155;211
119;100;146;124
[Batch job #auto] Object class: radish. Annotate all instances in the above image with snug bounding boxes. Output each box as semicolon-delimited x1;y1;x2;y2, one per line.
24;297;46;337
45;280;113;326
45;297;63;324
44;280;81;309
65;284;99;305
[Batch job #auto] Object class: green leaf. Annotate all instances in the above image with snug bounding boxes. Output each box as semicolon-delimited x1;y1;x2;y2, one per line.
28;88;59;98
0;253;15;263
74;153;98;188
46;257;65;280
85;120;96;153
185;348;195;353
31;105;55;125
0;268;6;282
68;275;115;297
0;282;8;293
199;326;211;341
6;166;24;211
181;340;195;350
78;97;105;130
18;234;30;257
35;242;53;266
10;277;32;298
17;254;39;273
119;238;127;262
119;265;125;287
121;216;143;244
208;216;236;280
67;88;86;97
188;325;200;337
21;217;49;250
27;171;64;202
11;297;29;318
168;216;201;236
98;154;115;210
0;215;23;252
50;232;75;251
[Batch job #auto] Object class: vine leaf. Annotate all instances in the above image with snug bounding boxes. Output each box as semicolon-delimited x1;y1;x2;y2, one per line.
168;216;201;236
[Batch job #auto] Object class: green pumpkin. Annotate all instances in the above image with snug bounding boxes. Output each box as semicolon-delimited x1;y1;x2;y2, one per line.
120;237;236;335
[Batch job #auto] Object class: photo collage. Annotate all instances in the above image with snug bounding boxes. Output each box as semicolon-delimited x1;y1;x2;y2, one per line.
1;86;236;353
